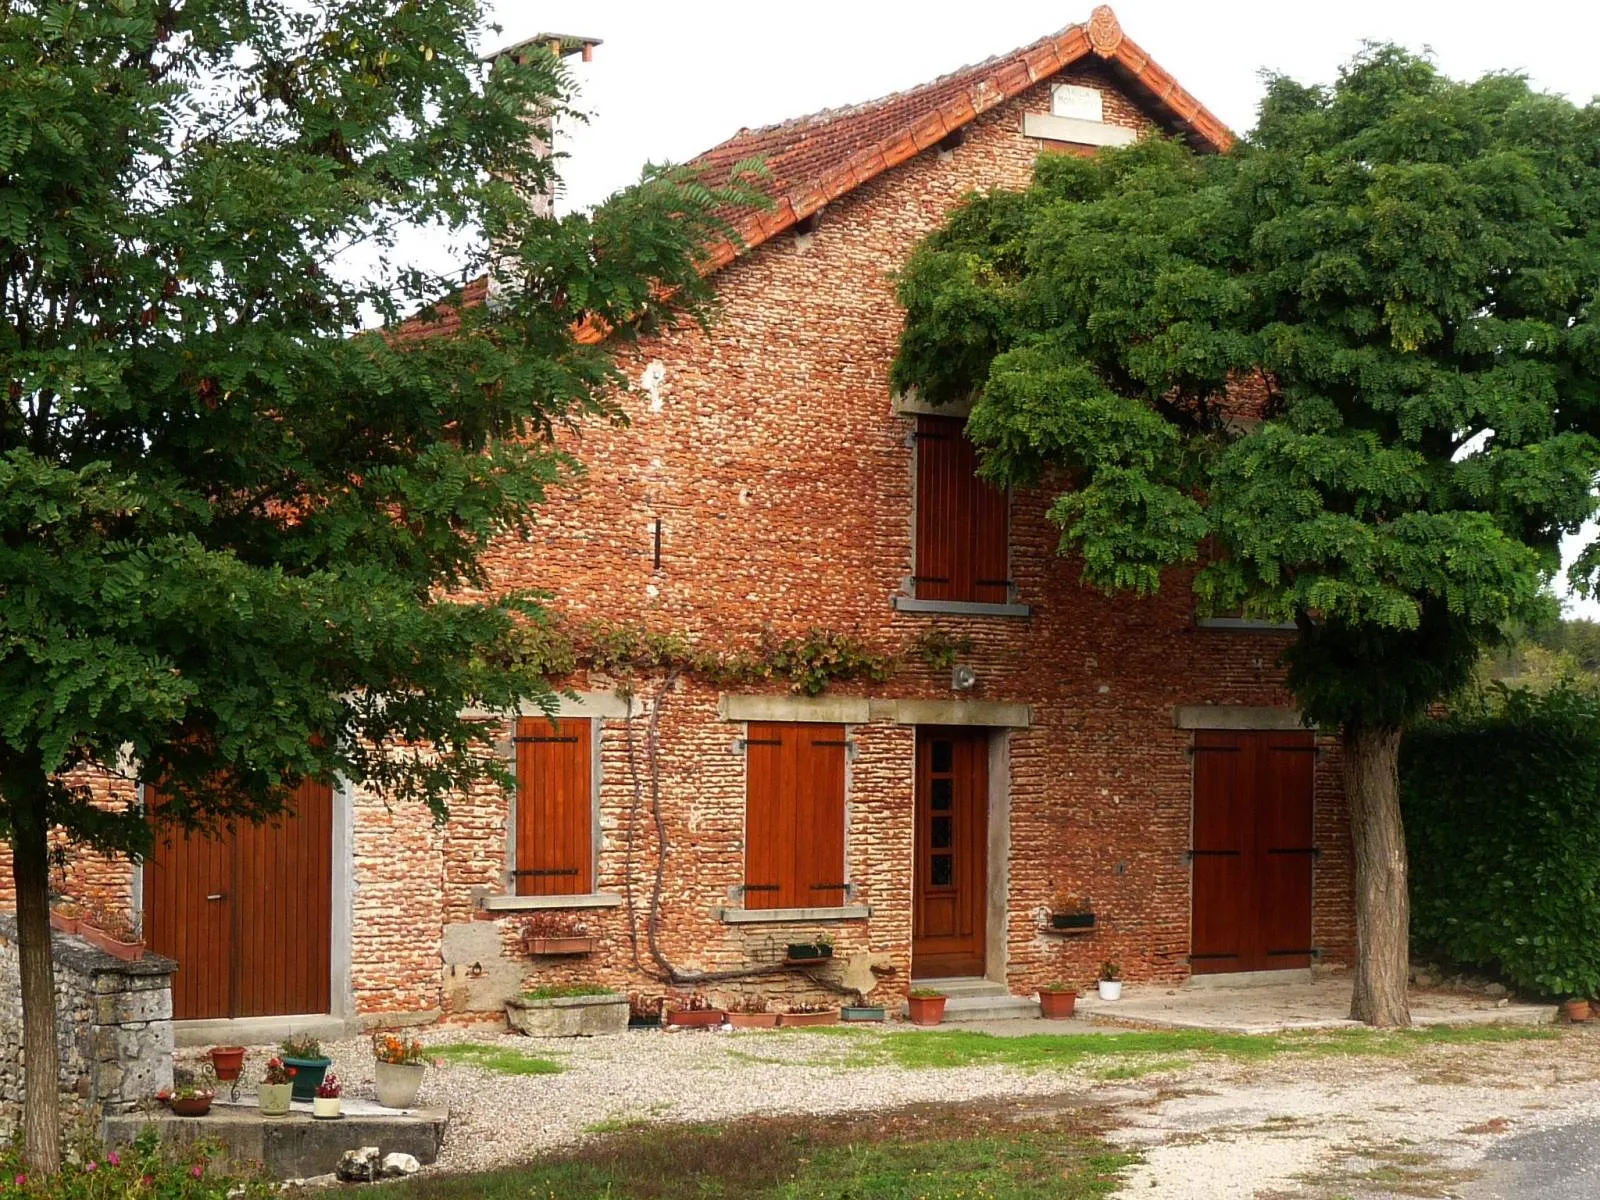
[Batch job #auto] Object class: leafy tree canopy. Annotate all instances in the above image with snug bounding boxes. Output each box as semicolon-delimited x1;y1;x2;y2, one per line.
893;46;1600;733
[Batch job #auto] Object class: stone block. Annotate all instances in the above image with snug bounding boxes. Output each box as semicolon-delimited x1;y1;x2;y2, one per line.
505;993;628;1037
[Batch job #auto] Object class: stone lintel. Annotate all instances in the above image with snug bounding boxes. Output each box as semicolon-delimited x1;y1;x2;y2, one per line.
717;695;871;724
1173;706;1309;731
718;905;872;924
482;892;623;912
869;699;1031;728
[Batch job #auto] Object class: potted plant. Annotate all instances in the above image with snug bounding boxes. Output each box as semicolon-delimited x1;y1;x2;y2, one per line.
313;1073;343;1119
373;1032;430;1109
160;1064;217;1117
259;1056;294;1116
664;991;727;1028
1038;981;1078;1019
628;993;663;1028
841;1003;887;1022
209;1046;247;1082
79;904;144;961
727;996;780;1029
280;1034;332;1102
785;934;834;962
907;987;947;1026
778;1002;840;1027
521;912;598;956
49;897;82;935
1097;961;1123;1001
1563;997;1591;1023
1050;896;1096;931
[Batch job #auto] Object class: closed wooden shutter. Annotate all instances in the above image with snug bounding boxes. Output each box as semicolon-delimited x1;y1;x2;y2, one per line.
914;415;1009;602
744;722;847;909
514;717;593;896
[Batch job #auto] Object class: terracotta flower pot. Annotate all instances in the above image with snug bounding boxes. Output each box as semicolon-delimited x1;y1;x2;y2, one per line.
258;1082;293;1116
374;1060;427;1109
209;1046;246;1082
524;935;597;956
907;995;947;1026
168;1093;214;1117
78;923;144;961
778;1009;840;1027
1039;989;1078;1020
665;1008;727;1028
1563;998;1591;1023
49;911;80;935
727;1012;780;1029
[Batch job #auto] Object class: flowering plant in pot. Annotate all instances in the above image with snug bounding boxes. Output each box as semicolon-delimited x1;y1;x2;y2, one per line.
726;995;779;1029
1038;980;1078;1020
373;1032;431;1109
280;1034;332;1101
778;1001;840;1027
259;1057;294;1116
665;991;727;1028
521;912;597;956
907;988;947;1026
1097;961;1123;1002
313;1073;343;1119
159;1064;217;1117
79;903;145;961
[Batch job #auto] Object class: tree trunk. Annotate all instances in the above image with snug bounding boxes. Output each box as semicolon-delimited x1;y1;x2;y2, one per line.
1342;722;1410;1027
11;794;61;1175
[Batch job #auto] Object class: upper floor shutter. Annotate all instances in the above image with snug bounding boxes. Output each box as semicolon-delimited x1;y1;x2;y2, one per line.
914;414;1010;603
744;722;847;909
514;716;593;896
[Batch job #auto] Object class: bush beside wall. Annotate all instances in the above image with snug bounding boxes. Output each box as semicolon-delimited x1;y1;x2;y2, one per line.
1402;685;1600;999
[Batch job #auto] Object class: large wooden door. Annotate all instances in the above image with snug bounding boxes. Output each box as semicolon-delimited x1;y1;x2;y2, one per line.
913;728;988;978
1190;730;1315;975
144;778;333;1019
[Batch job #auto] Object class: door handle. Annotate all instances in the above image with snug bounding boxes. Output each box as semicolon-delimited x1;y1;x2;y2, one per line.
206;893;224;901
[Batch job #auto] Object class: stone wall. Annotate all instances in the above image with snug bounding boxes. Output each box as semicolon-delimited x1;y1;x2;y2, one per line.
0;915;174;1137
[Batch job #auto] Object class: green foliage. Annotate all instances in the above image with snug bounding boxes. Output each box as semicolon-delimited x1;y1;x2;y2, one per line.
1402;684;1600;998
278;1035;324;1061
909;627;975;671
0;0;765;848
893;46;1600;732
522;984;615;999
0;1129;273;1198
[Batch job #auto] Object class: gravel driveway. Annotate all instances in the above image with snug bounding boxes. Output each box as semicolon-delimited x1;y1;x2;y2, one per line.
207;1022;1600;1193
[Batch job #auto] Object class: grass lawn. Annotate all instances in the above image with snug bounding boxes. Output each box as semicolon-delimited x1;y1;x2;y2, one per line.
429;1042;563;1076
366;1103;1135;1199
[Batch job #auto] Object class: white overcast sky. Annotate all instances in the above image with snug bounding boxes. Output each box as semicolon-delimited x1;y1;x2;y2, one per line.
465;0;1600;616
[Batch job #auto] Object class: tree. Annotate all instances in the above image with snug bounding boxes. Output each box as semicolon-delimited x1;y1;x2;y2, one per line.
892;47;1600;1026
0;0;759;1171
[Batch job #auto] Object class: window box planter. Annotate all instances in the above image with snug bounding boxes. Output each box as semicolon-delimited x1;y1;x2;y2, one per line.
665;1008;727;1028
842;1005;886;1022
524;935;598;956
49;910;80;935
1050;912;1096;931
778;1008;840;1027
78;923;144;961
282;1055;332;1102
907;993;947;1026
727;1011;781;1029
1038;989;1078;1020
506;992;628;1037
784;943;833;962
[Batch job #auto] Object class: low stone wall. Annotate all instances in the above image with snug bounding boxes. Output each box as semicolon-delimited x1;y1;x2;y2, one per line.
0;914;175;1138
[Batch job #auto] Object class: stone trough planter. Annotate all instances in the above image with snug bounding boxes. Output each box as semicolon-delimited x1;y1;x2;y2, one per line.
506;992;628;1037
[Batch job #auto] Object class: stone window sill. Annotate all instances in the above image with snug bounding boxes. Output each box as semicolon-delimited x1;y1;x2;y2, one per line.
482;893;623;913
717;905;872;924
892;595;1030;618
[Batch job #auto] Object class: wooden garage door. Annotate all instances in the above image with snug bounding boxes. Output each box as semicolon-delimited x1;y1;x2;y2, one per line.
144;777;333;1020
1190;730;1316;975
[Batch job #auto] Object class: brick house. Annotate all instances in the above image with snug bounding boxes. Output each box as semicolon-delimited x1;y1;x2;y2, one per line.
8;7;1354;1034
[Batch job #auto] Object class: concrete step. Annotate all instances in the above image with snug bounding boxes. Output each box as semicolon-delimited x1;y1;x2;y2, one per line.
912;976;1009;999
943;995;1041;1023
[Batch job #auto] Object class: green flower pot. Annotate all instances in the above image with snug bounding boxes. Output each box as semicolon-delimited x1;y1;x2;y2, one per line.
282;1055;331;1102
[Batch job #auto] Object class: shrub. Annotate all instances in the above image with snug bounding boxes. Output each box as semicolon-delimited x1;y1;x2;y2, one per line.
522;984;615;1000
0;1129;274;1198
1402;684;1600;998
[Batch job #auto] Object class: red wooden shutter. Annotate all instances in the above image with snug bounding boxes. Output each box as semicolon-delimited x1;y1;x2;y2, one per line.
515;717;593;896
744;722;846;909
915;415;1009;602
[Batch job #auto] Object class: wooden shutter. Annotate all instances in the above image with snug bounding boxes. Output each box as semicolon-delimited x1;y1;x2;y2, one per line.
744;722;847;909
914;415;1009;602
514;717;593;896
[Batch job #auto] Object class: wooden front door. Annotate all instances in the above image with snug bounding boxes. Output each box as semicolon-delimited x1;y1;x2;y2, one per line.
144;777;334;1019
1190;729;1316;975
913;728;988;978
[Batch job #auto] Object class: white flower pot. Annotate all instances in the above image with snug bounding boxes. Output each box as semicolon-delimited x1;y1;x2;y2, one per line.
374;1060;427;1109
312;1096;342;1119
1097;980;1122;1001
